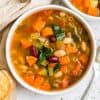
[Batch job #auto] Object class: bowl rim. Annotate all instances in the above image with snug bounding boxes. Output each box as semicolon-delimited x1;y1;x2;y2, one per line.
63;0;100;20
6;5;96;95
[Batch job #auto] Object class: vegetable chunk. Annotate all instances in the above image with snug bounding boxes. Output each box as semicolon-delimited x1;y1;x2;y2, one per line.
33;17;46;32
26;56;37;67
59;56;70;65
21;39;31;49
23;74;35;85
40;82;51;91
41;27;53;37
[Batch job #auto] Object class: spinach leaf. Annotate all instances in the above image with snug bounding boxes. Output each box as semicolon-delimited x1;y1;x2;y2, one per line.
37;46;53;66
52;24;65;40
72;33;80;43
54;63;61;72
42;46;53;57
37;50;46;66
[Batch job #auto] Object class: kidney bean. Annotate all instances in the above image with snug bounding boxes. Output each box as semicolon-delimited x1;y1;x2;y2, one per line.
30;46;38;57
47;56;59;63
49;35;56;43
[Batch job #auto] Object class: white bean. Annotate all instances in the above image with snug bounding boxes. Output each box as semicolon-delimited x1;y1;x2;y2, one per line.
63;37;73;44
53;83;59;88
60;12;66;17
38;37;47;43
54;71;63;78
54;50;66;57
81;41;87;52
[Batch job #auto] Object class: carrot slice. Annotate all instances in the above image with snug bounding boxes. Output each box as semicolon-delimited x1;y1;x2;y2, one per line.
33;76;44;88
79;54;88;64
26;56;37;67
88;7;99;16
21;39;31;49
23;74;35;85
60;65;68;73
40;81;51;91
59;56;70;65
71;0;82;6
41;27;53;37
83;0;90;8
66;45;77;54
33;17;46;32
71;64;82;76
61;77;69;88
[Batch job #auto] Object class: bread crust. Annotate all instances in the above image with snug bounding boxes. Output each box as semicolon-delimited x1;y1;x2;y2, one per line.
0;70;15;100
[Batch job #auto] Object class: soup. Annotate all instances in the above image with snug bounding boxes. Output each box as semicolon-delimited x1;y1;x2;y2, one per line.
10;9;91;91
70;0;100;17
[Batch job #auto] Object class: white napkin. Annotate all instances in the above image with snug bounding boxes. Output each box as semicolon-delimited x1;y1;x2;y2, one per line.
0;0;52;31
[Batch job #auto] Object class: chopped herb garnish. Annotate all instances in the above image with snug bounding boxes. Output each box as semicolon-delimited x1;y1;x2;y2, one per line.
37;46;53;66
54;63;61;72
37;50;46;66
52;24;65;40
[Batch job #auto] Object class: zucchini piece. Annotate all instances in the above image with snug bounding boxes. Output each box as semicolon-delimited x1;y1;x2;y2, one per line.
32;39;43;49
30;33;40;40
48;67;54;76
40;60;48;67
38;68;47;76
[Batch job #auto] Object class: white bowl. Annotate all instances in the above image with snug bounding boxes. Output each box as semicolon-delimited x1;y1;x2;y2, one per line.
6;5;96;95
63;0;100;21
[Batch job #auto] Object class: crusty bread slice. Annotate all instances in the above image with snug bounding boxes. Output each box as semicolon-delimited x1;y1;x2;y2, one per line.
3;95;10;100
0;70;15;100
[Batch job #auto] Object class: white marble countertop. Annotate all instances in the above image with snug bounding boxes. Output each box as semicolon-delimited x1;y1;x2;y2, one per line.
1;0;100;100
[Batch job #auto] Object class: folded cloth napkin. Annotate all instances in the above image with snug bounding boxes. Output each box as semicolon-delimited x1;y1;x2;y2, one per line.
0;0;52;31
